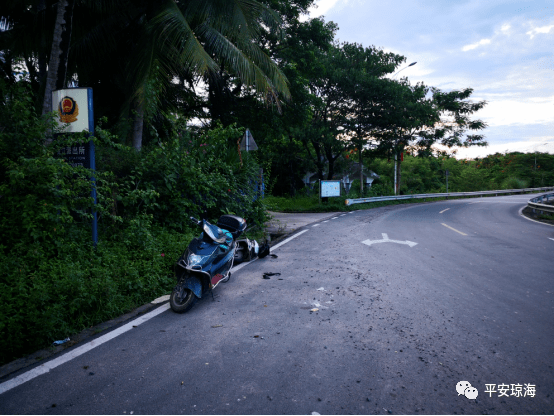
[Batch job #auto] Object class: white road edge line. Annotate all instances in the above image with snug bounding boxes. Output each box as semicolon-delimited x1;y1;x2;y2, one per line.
271;229;309;251
0;303;170;395
518;206;554;227
0;230;310;395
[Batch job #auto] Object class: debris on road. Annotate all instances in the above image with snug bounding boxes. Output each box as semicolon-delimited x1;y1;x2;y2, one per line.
211;324;223;328
263;272;281;279
52;337;70;346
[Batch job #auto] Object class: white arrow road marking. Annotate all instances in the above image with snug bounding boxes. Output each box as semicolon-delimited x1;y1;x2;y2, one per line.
362;233;418;248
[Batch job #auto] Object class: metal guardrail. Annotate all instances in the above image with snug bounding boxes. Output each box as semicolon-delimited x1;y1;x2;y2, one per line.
528;192;554;215
345;186;554;206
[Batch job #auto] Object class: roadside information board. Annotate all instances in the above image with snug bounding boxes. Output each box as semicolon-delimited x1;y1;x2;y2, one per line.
320;180;341;197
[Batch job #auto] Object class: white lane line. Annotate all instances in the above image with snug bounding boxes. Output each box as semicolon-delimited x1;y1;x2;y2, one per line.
348;211;354;214
331;217;338;219
0;303;171;395
441;223;467;236
312;223;320;227
0;230;310;395
549;238;554;242
439;208;450;214
340;214;346;216
323;220;329;223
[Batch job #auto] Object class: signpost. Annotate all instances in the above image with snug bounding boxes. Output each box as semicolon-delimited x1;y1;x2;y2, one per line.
52;88;97;245
240;128;258;151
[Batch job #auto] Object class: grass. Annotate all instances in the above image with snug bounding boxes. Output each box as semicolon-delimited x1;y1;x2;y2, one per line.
263;194;447;213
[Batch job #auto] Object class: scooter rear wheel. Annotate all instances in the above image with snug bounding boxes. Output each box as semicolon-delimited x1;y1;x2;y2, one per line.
170;287;198;313
221;272;231;283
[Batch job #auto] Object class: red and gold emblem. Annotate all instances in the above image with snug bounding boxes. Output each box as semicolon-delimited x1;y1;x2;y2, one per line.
58;96;79;123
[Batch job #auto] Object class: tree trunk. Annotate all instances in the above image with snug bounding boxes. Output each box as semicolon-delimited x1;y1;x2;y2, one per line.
359;145;363;195
132;100;145;151
41;0;74;116
396;149;402;195
37;0;48;114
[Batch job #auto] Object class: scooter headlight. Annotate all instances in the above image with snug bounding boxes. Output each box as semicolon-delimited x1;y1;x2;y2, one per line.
188;253;209;266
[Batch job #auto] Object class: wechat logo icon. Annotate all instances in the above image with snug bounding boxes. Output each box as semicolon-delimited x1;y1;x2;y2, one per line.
456;381;478;400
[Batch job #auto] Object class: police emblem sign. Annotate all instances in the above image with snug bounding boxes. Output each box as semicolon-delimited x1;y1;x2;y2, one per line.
52;88;95;169
52;88;93;134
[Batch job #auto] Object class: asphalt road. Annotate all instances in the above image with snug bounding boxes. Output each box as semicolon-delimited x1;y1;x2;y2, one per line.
1;194;553;414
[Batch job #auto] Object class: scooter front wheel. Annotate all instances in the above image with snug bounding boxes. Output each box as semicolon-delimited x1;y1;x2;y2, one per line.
170;286;198;313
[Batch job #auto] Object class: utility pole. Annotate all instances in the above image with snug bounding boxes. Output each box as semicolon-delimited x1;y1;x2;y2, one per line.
391;62;416;197
394;149;397;195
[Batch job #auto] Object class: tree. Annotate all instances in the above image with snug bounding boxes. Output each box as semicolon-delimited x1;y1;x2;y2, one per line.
1;0;291;150
372;82;488;194
41;0;73;117
306;42;404;184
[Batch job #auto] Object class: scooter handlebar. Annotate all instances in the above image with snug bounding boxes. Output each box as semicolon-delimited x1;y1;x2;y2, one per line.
190;216;201;225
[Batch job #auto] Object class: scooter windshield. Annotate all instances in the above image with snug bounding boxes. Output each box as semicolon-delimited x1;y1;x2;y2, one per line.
203;221;227;244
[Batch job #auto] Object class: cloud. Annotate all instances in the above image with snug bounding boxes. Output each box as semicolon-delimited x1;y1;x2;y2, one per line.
454;139;554;159
526;24;554;39
462;38;492;52
307;0;343;18
476;96;554;127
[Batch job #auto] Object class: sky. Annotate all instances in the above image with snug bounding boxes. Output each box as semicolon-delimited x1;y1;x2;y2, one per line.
304;0;554;159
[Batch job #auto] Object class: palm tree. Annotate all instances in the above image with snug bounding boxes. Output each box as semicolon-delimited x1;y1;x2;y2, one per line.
2;0;291;149
126;0;291;149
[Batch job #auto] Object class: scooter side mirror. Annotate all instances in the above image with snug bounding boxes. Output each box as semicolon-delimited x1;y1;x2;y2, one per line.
190;216;201;225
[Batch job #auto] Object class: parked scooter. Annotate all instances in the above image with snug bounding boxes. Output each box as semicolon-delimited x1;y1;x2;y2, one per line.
170;215;247;313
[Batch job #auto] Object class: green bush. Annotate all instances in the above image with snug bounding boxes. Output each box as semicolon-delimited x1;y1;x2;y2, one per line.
0;227;189;365
501;176;529;190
